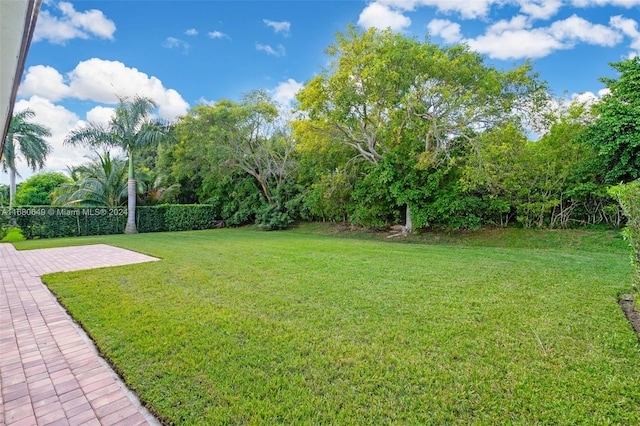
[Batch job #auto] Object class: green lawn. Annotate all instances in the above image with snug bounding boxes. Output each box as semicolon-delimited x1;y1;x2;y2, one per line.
17;225;640;424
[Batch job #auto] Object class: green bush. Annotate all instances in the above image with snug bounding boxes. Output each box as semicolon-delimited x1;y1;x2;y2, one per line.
15;172;72;206
8;207;126;239
609;180;640;289
136;205;167;233
163;204;221;231
7;205;223;239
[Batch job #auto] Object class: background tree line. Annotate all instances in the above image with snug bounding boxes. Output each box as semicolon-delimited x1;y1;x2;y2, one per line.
5;27;640;232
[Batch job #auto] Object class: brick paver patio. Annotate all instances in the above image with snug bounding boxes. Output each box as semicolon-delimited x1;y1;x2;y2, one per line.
0;243;162;425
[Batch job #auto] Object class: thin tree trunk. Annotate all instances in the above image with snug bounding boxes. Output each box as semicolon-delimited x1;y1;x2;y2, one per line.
405;204;413;234
9;167;16;208
124;153;138;234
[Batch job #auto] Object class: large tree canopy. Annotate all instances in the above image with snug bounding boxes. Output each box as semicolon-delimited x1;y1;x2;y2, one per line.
584;57;640;184
295;26;548;230
167;91;298;228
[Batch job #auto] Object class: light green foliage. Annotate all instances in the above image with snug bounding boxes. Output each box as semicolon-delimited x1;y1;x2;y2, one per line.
168;91;299;228
585;57;640;183
462;102;614;228
304;169;355;222
610;180;640;289
295;26;547;229
14;172;72;206
33;227;639;424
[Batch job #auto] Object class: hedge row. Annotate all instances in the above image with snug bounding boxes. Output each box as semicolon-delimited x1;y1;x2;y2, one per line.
2;205;223;239
136;204;224;233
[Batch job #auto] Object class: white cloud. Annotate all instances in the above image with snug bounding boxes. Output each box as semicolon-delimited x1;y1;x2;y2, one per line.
86;106;115;125
468;28;563;59
598;88;611;97
185;28;198;36
208;31;230;40
427;19;463;43
263;19;291;36
18;65;69;101
571;91;600;105
610;15;640;54
516;0;562;20
163;37;190;53
19;58;189;121
381;0;494;20
358;2;411;32
549;14;621;46
488;15;530;33
465;14;625;59
196;97;216;106
256;43;286;57
572;0;640;7
34;1;116;44
271;79;304;109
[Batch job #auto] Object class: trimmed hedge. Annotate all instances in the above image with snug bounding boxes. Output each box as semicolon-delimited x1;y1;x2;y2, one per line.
2;205;223;239
136;205;224;233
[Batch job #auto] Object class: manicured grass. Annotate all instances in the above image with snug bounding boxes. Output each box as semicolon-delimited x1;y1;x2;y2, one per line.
1;226;25;242
20;226;640;424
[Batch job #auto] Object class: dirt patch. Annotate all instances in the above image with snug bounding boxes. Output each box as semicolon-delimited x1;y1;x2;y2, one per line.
619;294;640;343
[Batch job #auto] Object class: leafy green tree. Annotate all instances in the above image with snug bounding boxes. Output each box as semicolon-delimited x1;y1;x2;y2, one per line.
1;109;52;207
295;26;547;231
463;102;612;228
0;184;8;207
14;172;72;206
65;96;170;233
169;91;299;228
52;151;128;207
584;57;640;184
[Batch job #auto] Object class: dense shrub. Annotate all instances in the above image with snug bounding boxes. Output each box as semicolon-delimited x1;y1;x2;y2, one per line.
15;172;72;206
9;207;125;239
610;180;640;289
163;204;221;231
136;205;167;233
7;205;222;239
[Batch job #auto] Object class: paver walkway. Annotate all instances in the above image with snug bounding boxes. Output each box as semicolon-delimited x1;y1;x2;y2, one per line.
0;243;162;426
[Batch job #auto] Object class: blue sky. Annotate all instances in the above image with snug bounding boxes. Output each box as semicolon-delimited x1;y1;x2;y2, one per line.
6;0;640;184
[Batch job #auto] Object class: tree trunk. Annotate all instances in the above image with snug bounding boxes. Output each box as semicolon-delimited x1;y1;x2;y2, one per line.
124;152;138;233
9;167;16;208
405;204;413;234
124;178;138;233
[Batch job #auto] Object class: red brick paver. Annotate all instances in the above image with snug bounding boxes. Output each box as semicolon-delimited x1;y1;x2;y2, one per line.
0;243;161;426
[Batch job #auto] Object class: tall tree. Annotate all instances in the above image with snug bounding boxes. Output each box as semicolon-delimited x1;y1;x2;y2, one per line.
295;26;547;231
169;91;298;227
584;56;640;184
65;96;169;233
1;109;52;207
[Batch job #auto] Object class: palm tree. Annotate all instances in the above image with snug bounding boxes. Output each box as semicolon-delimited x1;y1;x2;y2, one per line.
51;151;128;207
65;96;169;233
1;109;52;207
136;167;181;205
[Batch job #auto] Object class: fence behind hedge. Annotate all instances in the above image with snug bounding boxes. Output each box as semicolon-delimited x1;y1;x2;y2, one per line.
1;205;223;239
